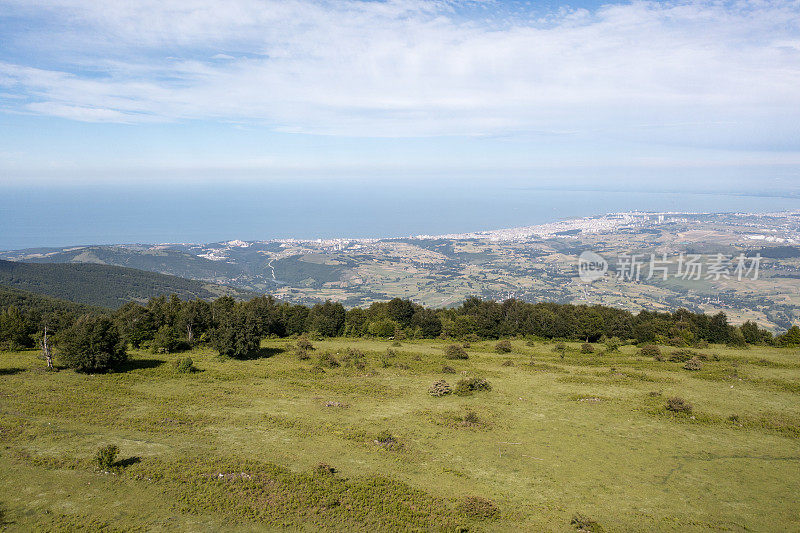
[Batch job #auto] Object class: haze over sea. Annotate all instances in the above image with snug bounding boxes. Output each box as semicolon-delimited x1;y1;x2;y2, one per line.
3;180;800;251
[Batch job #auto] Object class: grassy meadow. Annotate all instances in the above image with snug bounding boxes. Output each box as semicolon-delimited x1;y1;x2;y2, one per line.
1;338;799;531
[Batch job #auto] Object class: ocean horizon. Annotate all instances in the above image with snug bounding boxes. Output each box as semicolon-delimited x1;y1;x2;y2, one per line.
3;182;800;251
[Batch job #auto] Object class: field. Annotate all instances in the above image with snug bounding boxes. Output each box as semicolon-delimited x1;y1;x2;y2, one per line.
1;339;799;531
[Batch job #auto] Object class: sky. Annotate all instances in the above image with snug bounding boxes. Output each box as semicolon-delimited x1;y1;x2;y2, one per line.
1;0;800;192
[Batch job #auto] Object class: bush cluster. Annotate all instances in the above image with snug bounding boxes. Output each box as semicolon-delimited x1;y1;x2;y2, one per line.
495;340;512;353
443;344;468;360
581;342;594;354
665;396;693;414
454;377;492;396
683;356;704;371
173;356;196;373
428;379;452;397
639;344;662;359
95;444;119;470
457;497;500;519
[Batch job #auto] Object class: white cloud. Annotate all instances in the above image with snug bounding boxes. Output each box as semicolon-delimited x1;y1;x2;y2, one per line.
1;0;799;144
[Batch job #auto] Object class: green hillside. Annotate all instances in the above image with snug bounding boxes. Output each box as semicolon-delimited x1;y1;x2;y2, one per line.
0;285;106;314
0;260;255;309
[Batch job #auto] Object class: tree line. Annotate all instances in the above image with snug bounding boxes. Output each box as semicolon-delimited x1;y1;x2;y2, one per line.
2;293;799;371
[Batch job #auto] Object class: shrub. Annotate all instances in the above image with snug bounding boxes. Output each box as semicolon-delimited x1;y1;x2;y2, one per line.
342;347;366;369
553;342;566;353
428;379;452;397
313;463;337;476
58;315;127;373
316;352;340;369
296;337;315;351
444;344;468;360
441;365;457;374
665;396;693;414
296;348;311;361
374;430;401;450
391;341;402;347
694;339;710;349
461;410;480;426
95;444;119;470
639;344;661;359
605;338;620;353
457;497;500;519
173;357;196;373
454;377;492;396
501;359;514;367
668;349;696;363
525;338;536;347
571;513;603;532
683;356;703;371
580;343;594;354
495;340;512;353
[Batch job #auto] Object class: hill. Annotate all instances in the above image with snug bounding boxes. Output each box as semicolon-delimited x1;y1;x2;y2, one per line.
0;260;256;309
0;285;106;314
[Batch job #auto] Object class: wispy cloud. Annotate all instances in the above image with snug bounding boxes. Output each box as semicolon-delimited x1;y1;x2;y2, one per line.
1;0;799;145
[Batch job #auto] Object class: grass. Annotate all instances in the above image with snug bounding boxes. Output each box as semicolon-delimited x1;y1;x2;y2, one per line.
0;339;799;531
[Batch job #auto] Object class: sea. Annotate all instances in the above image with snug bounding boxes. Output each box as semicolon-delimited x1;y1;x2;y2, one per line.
2;181;800;250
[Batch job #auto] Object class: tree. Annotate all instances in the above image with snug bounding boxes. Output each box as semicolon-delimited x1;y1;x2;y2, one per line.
777;325;800;347
58;315;127;373
386;298;415;328
211;304;261;358
306;300;345;337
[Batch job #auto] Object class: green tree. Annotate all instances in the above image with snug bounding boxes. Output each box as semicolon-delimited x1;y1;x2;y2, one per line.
211;304;261;358
58;315;127;372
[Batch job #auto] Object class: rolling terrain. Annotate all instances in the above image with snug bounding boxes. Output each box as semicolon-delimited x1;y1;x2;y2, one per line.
0;260;254;309
3;211;800;329
1;338;798;530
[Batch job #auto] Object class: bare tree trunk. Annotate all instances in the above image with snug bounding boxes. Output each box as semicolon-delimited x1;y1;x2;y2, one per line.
186;323;193;344
42;326;53;369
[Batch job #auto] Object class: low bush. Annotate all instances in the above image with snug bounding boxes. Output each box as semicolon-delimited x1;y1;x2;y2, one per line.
428;379;452;397
444;344;468;360
374;430;401;450
501;359;514;367
342;348;366;369
495;340;512;353
316;352;340;369
173;357;196;373
665;396;693;414
296;348;311;361
95;444;119;470
460;410;480;426
441;365;456;374
454;377;492;396
605;338;621;353
313;463;337;476
391;341;402;347
639;344;661;359
669;349;696;362
580;343;594;354
571;513;603;532
683;356;703;371
553;342;566;353
457;497;500;519
296;337;314;351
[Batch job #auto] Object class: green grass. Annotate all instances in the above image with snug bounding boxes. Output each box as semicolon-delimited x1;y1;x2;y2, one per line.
1;339;799;531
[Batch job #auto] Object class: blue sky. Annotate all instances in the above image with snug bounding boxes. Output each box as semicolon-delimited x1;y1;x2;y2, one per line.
1;0;800;190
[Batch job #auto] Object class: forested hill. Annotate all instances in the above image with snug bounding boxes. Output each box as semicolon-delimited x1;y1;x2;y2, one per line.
0;285;105;314
0;260;255;309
